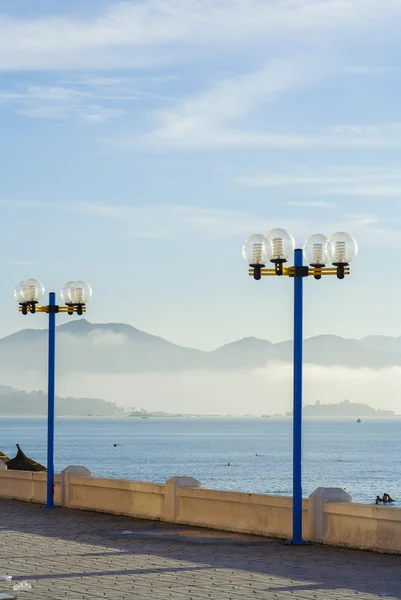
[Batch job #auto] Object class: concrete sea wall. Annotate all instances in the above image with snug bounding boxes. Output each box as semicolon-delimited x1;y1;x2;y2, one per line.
0;465;400;554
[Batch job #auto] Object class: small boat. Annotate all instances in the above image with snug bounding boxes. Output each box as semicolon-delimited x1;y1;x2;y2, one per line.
6;444;46;472
357;418;361;423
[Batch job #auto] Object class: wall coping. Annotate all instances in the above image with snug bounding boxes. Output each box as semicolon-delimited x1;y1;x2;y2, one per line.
325;501;401;522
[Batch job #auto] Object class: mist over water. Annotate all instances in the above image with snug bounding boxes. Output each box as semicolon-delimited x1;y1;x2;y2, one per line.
1;363;400;415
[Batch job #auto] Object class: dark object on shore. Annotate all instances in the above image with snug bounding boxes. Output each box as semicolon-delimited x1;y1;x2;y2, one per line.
6;444;46;472
0;451;9;464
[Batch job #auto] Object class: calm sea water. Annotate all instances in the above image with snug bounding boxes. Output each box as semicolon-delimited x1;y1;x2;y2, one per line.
0;417;399;505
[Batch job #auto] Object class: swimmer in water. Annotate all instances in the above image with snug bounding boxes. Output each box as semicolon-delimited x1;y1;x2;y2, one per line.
375;495;383;505
383;493;394;503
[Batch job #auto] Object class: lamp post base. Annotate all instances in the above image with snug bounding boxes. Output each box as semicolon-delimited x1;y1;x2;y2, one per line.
286;539;309;546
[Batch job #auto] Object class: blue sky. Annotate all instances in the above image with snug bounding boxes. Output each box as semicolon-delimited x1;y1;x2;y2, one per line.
1;0;400;350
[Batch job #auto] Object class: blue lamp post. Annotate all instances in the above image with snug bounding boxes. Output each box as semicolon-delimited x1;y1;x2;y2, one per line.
14;279;92;509
242;229;357;544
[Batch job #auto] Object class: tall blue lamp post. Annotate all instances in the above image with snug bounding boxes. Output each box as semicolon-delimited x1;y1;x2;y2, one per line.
14;279;92;509
242;229;357;544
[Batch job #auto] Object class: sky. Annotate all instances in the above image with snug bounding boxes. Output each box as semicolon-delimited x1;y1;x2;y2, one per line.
1;0;401;351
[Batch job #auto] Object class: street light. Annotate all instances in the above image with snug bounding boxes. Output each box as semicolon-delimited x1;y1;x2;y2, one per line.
242;229;357;544
14;279;92;508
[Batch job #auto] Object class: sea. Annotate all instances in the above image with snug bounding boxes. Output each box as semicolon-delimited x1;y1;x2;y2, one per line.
0;416;399;506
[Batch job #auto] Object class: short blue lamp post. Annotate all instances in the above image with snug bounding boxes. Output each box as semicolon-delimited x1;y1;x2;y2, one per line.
14;279;92;508
242;229;357;544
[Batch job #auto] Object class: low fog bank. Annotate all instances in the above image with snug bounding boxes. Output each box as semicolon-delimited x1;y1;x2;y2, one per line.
1;363;400;415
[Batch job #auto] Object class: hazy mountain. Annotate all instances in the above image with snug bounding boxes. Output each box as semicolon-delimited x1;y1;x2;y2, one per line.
0;386;123;416
0;320;205;374
303;400;395;417
209;337;273;369
210;334;400;369
272;335;397;368
0;319;399;375
356;335;401;355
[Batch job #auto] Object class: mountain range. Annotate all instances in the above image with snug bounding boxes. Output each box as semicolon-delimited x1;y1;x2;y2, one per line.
0;319;400;374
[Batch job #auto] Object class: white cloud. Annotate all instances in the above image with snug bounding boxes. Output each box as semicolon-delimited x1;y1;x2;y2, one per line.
238;166;401;187
148;57;325;142
0;82;164;103
2;196;399;250
0;0;399;71
331;124;401;135
0;199;271;238
173;130;401;149
153;127;401;150
0;86;90;102
346;213;381;226
344;65;398;75
0;84;128;123
1;1;400;142
285;201;335;208
314;186;401;197
238;175;337;187
0;1;400;145
237;165;401;196
135;60;401;149
17;104;124;123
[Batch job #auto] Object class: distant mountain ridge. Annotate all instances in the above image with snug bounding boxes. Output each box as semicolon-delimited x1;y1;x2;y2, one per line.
0;385;122;416
303;400;395;417
0;319;399;374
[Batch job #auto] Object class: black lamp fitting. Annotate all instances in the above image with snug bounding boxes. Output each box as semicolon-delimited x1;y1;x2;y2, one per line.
250;264;263;281
333;262;348;280
272;259;286;276
311;263;325;280
20;302;37;314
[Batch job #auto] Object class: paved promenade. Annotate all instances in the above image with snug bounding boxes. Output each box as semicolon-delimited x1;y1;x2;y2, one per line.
0;499;400;599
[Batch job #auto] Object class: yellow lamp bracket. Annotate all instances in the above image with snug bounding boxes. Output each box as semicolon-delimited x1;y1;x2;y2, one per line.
19;303;86;315
249;266;350;278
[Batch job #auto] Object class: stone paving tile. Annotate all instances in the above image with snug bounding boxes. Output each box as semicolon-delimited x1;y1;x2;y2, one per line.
0;499;401;599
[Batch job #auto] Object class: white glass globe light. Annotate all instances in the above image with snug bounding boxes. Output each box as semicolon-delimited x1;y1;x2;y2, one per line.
242;234;268;265
303;234;329;266
264;228;295;262
61;281;92;305
327;232;358;264
14;279;45;303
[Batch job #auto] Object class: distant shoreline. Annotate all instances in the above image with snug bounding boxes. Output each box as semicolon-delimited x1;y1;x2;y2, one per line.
0;414;400;419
